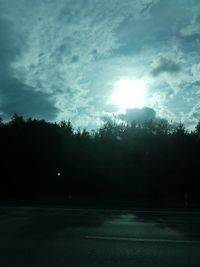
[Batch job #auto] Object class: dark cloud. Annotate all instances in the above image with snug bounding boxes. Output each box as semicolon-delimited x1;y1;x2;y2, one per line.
0;16;22;79
119;107;156;123
151;58;181;77
182;33;200;42
71;55;79;63
0;15;58;120
0;78;59;120
0;60;58;120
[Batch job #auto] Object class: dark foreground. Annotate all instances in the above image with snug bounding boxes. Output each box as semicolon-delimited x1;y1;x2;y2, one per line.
0;207;200;267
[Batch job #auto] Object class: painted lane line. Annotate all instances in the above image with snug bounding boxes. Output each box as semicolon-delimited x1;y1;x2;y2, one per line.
86;235;200;244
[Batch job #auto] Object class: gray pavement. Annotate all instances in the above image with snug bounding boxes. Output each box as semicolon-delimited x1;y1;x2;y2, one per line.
0;207;200;266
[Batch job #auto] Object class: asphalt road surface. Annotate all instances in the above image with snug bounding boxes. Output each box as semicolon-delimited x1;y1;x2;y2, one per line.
0;206;200;267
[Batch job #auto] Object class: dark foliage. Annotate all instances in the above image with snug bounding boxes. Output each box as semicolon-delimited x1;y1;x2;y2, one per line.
0;114;200;205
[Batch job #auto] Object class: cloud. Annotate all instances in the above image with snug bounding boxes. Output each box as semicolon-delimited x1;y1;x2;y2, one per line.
0;13;58;120
191;63;200;83
0;0;158;125
179;102;200;130
151;58;181;77
119;107;156;123
180;13;200;40
0;77;58;120
0;0;200;129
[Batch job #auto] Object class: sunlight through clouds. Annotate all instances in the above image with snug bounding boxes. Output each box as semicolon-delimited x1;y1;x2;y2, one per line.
0;0;200;128
110;79;145;112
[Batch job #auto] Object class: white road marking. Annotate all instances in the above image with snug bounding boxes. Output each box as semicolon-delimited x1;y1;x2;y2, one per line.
86;235;200;244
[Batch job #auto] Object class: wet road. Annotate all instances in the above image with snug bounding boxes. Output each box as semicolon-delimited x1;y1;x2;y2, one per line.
0;207;200;266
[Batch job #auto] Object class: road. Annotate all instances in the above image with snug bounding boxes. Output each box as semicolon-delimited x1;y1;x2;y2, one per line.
0;207;200;266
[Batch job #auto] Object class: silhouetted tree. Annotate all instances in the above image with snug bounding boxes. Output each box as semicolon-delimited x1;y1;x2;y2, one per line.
0;114;199;206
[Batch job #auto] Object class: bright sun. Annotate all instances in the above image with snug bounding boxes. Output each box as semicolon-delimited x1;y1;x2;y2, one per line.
110;79;145;112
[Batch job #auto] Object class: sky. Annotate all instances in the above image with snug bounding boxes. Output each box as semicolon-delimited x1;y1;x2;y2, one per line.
0;0;200;129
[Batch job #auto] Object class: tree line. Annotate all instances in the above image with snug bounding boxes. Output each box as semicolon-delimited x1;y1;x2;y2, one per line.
0;113;200;204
